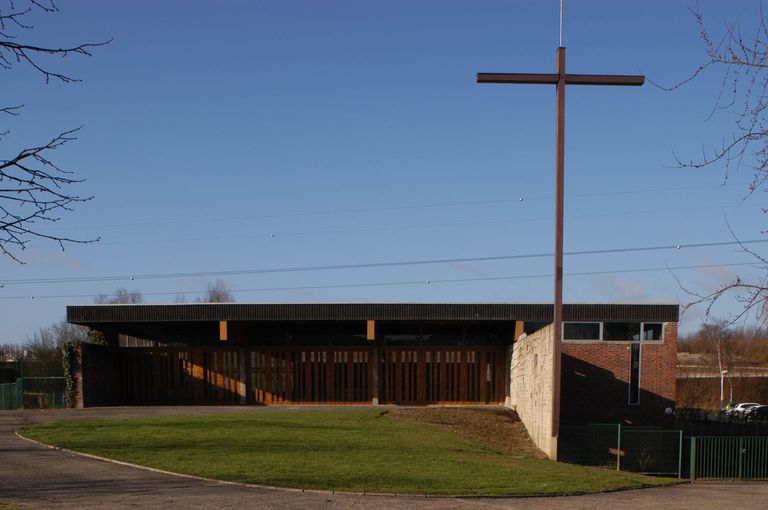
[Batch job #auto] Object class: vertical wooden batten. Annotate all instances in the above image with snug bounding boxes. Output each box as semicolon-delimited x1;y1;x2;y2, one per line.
219;320;228;342
514;321;525;341
367;320;379;405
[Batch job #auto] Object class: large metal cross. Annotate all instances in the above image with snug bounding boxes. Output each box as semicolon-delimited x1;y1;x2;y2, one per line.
477;47;644;444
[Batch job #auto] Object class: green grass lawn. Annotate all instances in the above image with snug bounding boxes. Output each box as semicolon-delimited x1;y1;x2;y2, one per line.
21;409;677;496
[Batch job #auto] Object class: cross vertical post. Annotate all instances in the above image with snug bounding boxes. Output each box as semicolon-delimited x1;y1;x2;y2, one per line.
477;47;644;457
553;47;566;441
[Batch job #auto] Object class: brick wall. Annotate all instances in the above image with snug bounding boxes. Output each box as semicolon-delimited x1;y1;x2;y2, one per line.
560;322;677;425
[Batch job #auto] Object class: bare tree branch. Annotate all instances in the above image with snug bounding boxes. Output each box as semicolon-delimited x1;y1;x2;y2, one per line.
0;129;99;262
664;2;768;325
0;0;107;262
655;2;768;198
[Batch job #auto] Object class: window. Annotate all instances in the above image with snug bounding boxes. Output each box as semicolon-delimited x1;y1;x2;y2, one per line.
561;321;665;342
603;322;641;342
629;343;641;405
642;323;663;341
563;322;601;341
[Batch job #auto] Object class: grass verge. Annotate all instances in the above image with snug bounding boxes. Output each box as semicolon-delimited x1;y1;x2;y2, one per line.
21;409;678;496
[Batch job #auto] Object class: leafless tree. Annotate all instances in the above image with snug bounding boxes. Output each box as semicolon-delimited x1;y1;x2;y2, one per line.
94;288;144;304
198;279;235;303
1;0;108;262
676;321;768;407
665;2;768;325
701;320;739;402
0;342;22;360
18;320;86;376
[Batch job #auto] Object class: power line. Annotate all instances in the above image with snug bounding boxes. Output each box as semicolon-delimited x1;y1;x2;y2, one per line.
1;238;765;287
0;261;757;300
90;202;758;247
55;182;742;231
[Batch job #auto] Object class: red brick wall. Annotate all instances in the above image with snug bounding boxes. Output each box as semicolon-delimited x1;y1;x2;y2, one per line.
560;322;677;425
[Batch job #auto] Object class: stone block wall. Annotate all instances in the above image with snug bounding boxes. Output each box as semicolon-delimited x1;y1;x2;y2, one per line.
508;324;557;459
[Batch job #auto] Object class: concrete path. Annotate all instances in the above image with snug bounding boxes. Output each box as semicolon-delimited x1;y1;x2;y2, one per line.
0;406;766;509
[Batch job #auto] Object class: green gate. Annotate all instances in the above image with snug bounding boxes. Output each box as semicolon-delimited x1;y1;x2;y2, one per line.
690;436;768;480
0;379;23;410
559;424;684;477
0;377;65;410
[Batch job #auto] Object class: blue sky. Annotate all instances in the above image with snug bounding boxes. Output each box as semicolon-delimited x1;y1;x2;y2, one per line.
1;0;765;342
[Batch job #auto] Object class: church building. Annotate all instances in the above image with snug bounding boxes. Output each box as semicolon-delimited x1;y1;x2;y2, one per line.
68;302;677;429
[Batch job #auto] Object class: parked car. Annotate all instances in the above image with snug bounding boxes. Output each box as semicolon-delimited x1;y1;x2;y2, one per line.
731;402;760;416
746;405;768;421
721;402;739;414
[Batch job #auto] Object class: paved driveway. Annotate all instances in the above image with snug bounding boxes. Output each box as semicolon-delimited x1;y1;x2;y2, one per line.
0;406;766;509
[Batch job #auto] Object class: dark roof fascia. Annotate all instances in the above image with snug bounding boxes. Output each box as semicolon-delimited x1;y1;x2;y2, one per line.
67;303;679;324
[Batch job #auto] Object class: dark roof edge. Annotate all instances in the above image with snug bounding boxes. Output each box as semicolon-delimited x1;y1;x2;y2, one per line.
67;303;680;324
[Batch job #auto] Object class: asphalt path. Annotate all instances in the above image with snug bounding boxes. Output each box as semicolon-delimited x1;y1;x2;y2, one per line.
0;406;766;509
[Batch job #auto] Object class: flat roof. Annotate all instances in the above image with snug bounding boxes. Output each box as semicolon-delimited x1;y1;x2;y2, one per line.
67;303;679;324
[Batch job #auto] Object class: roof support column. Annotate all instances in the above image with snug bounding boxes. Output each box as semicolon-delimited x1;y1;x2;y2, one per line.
368;320;379;405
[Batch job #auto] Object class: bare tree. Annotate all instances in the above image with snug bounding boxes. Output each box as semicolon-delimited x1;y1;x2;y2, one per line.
198;279;235;303
1;0;108;262
700;320;739;403
19;320;86;377
0;342;22;360
676;321;768;408
666;2;768;325
94;288;144;304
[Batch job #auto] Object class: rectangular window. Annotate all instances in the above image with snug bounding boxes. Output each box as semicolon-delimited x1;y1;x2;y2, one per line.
603;322;641;342
629;343;641;405
642;323;663;341
563;322;601;341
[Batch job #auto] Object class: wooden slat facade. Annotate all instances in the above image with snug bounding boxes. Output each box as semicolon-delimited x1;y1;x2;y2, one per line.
249;348;371;404
119;345;505;405
386;347;505;404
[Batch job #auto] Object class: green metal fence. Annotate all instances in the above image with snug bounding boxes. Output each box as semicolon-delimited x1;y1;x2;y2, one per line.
621;428;683;476
690;436;768;480
0;379;23;410
0;377;65;410
559;423;684;477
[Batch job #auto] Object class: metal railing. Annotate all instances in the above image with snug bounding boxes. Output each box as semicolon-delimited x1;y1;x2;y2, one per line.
0;377;65;410
690;436;768;480
0;379;23;410
559;423;684;477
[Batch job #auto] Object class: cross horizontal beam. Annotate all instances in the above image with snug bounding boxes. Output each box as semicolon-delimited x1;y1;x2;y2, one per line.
476;73;644;86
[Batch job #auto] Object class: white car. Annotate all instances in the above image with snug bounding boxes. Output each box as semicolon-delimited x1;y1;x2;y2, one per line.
731;402;760;415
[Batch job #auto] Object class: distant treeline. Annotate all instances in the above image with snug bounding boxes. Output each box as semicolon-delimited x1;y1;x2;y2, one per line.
678;322;768;366
677;321;768;409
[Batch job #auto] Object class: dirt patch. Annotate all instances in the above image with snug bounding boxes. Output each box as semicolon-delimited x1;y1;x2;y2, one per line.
386;407;548;459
